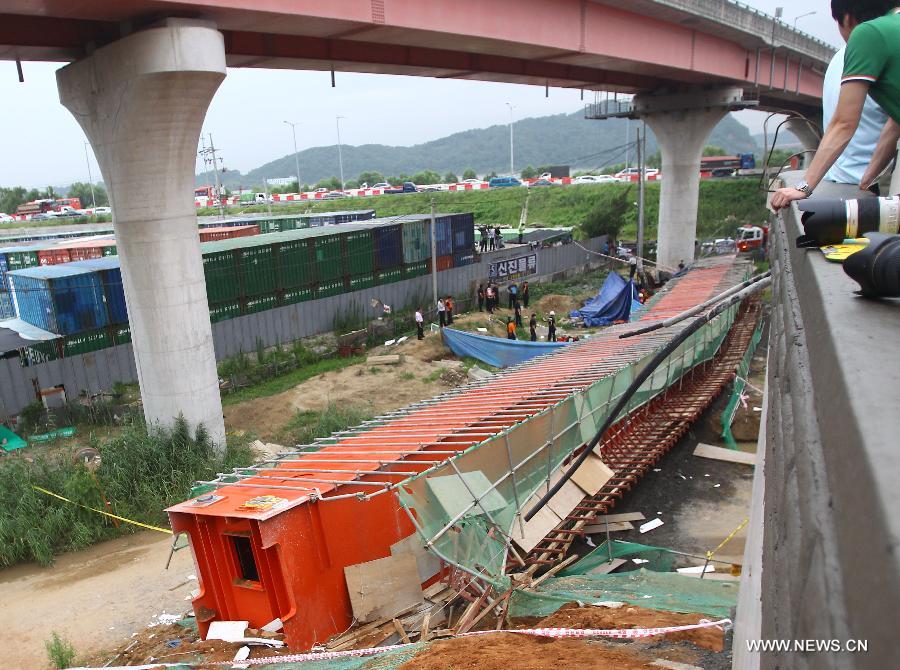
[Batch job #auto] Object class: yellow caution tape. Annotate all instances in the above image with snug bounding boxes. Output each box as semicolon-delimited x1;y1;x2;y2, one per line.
706;517;749;560
32;485;173;535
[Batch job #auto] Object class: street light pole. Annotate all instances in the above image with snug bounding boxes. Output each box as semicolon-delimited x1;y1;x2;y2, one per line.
83;141;96;209
284;120;301;191
505;103;515;176
793;10;815;29
336;115;346;191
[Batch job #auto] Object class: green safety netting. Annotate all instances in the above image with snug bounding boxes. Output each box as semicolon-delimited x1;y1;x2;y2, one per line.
508;569;738;619
396;304;739;588
559;540;678;575
721;319;763;449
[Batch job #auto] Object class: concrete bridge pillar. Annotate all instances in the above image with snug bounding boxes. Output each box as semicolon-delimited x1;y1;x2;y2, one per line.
635;87;745;271
57;19;227;450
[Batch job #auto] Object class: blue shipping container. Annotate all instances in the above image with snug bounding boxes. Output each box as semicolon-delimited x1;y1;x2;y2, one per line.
70;258;128;325
7;265;109;336
372;222;403;270
451;213;476;253
0;290;12;320
434;218;453;256
453;251;475;268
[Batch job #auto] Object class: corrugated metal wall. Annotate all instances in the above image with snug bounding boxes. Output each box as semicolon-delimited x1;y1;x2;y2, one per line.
0;238;604;418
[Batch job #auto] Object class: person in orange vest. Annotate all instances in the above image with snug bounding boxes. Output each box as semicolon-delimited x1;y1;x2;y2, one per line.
446;296;454;325
507;317;517;340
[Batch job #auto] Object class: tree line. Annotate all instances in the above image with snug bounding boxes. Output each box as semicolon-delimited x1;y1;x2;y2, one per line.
0;182;109;215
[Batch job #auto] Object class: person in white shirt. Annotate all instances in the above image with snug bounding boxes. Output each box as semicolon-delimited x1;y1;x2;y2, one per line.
415;308;424;340
821;45;889;192
437;298;446;327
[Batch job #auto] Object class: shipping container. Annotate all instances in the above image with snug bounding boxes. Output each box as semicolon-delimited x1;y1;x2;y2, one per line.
198;224;260;242
37;248;72;266
69;257;128;325
375;267;402;285
239;244;277;296
313;232;345;282
401;260;429;279
453;251;475;268
244;293;279;315
62;327;112;356
400;217;431;264
209;300;241;323
2;246;41;273
7;265;109;336
0;290;13;319
202;248;241;303
110;323;132;345
281;286;313;306
343;228;375;277
316;277;346;299
434;217;453;256
348;273;375;292
369;221;403;271
450;213;476;253
276;237;315;289
435;254;454;272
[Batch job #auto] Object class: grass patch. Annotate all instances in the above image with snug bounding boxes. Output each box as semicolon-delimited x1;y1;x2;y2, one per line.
45;632;76;670
368;366;383;374
0;417;254;567
399;371;416;381
423;369;443;383
279;403;373;446
221;355;364;405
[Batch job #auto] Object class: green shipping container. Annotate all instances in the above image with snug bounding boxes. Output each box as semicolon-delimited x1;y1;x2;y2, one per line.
348;273;375;291
209;300;241;323
23;339;61;364
278;238;315;288
110;324;132;345
344;229;375;278
243;293;278;315
239;244;277;296
314;234;345;282
281;286;313;305
258;219;281;234
401;217;431;264
402;261;429;279
102;246;117;257
63;328;112;356
376;267;402;285
316;278;345;299
279;217;298;231
203;250;241;302
6;249;39;271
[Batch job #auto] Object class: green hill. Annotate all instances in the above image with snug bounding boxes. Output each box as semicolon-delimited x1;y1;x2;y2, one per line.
210;109;758;189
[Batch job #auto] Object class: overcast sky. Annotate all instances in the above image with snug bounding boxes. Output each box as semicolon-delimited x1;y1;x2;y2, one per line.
0;0;841;188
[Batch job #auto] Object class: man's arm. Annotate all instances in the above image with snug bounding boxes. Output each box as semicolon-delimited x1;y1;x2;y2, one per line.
860;118;900;191
771;81;870;210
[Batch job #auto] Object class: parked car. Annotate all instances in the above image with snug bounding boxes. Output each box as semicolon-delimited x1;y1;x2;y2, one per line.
528;178;558;188
93;206;111;215
614;167;659;180
0;213;14;222
384;182;419;194
31;213;52;220
460;178;484;185
573;174;618;185
371;182;391;189
323;191;346;199
488;176;523;188
313;187;329;193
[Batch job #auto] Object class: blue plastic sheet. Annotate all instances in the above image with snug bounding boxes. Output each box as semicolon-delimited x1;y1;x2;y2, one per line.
570;272;639;327
441;327;566;368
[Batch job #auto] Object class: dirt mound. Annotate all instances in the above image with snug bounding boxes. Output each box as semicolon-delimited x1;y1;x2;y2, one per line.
538;294;579;315
535;603;725;652
397;633;656;670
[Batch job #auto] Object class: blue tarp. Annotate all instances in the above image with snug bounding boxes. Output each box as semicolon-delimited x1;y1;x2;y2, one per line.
441;327;567;368
570;272;640;327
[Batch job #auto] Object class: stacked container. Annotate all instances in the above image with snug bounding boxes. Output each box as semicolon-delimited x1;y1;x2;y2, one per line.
199;225;260;242
7;265;109;336
70;257;128;325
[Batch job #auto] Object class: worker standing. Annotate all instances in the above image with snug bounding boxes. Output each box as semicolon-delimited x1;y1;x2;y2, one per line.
489;228;496;251
628;255;638;280
486;285;494;313
529;313;538;341
415;308;425;340
508;283;518;309
521;281;530;308
507;317;517;340
514;300;523;327
477;284;485;311
437;297;446;328
547;310;557;342
446;296;454;325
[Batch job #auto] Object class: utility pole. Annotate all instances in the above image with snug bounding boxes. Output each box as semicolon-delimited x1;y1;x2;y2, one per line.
636;126;646;277
505;102;515;176
264;177;272;217
518;192;530;244
336;115;346;191
199;133;226;218
284;120;301;191
430;198;438;309
83;141;96;209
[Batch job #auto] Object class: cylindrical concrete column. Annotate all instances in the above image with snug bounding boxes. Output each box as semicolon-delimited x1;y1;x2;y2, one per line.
57;19;227;449
636;87;742;271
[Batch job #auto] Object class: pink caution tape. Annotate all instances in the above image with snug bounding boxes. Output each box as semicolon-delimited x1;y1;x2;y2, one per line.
218;618;732;666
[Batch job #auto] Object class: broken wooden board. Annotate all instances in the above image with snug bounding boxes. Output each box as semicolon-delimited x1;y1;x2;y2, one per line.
583;521;635;534
512;506;563;554
344;553;424;623
594;512;646;524
366;354;404;366
587;558;627;574
571;453;615;495
693;443;756;465
390;535;441;583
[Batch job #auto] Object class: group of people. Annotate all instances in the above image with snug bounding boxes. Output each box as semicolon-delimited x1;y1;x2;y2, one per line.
477;280;530;313
508;309;557;342
478;226;505;252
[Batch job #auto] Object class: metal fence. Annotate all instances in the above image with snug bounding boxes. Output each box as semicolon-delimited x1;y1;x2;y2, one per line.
0;237;606;418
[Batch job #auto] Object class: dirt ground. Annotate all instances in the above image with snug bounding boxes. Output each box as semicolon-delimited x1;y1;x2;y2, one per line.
0;531;196;669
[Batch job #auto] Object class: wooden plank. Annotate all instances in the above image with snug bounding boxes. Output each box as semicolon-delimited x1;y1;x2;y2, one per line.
390;535;441;583
583;521;635;534
546;480;588;520
693;442;756;465
587;557;627;574
392;619;411;644
344;553;424;623
594;512;646;524
512;506;562;553
571;454;615;495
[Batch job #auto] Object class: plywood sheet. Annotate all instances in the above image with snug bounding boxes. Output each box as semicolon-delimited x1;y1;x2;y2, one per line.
571;454;615;495
344;553;424;623
390;535;441;583
583;521;635;534
512;506;563;554
547;479;588;520
425;471;508;519
693;443;756;465
594;512;646;524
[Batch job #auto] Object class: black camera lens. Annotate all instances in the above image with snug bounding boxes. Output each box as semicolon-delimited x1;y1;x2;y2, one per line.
797;196;899;247
843;233;900;298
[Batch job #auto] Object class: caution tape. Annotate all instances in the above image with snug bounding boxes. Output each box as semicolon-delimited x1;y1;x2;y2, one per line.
707;517;748;560
214;618;732;666
31;485;173;535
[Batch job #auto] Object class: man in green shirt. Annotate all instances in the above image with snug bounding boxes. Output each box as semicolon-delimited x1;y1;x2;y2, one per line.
772;2;900;209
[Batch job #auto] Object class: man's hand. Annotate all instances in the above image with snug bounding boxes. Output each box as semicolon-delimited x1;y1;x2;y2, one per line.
771;187;809;211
